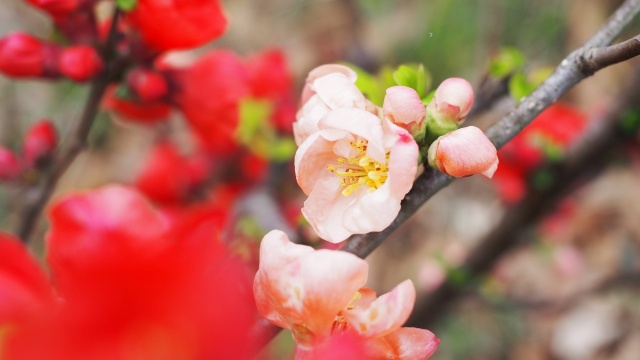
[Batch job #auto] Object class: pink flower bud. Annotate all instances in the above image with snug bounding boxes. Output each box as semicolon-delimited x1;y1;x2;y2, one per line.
0;33;45;77
57;46;103;82
383;86;426;137
427;126;498;178
126;68;169;103
23;120;57;168
0;146;21;181
428;78;474;125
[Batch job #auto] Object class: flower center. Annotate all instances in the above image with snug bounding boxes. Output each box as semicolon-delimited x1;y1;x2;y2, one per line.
330;291;361;335
326;140;389;196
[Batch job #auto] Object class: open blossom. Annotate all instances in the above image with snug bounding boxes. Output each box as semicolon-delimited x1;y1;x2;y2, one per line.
254;230;439;359
294;64;367;145
427;126;498;178
295;108;418;243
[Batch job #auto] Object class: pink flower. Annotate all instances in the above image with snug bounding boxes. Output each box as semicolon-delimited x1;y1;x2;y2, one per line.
295;108;418;243
427;126;498;178
383;86;426;137
254;230;439;359
427;78;474;125
294;64;366;145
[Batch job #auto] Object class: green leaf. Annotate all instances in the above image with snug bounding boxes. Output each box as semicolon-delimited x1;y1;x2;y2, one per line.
488;47;526;78
393;65;417;89
237;99;273;145
267;138;297;162
508;72;533;101
116;0;137;11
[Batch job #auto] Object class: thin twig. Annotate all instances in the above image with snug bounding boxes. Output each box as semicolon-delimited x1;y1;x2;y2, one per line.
15;9;123;243
342;0;640;258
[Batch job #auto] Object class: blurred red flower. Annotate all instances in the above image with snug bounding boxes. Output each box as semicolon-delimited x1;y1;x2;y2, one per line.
2;186;257;359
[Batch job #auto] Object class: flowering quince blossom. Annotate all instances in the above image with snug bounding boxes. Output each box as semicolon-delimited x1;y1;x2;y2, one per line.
294;64;368;145
427;126;498;178
254;230;440;359
0;186;257;360
295;107;418;243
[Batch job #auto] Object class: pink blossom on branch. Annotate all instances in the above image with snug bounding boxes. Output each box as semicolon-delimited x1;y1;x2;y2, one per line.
427;126;498;178
295;108;418;243
294;64;367;145
254;230;439;359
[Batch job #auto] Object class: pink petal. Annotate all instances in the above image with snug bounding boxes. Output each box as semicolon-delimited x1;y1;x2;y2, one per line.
301;64;357;105
302;177;355;243
312;73;366;111
318;108;386;164
430;126;498;178
343;280;416;338
295;132;339;195
365;327;440;359
294;95;331;145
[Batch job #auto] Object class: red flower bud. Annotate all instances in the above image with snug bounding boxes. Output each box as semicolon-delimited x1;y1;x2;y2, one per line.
126;68;169;102
57;46;103;82
127;0;228;51
23;120;57;168
0;146;21;181
0;33;45;77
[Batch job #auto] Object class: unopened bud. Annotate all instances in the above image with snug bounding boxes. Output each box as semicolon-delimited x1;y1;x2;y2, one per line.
426;78;474;139
0;146;21;181
383;86;426;141
127;68;169;102
23;120;57;168
427;126;498;178
58;46;103;82
0;32;45;78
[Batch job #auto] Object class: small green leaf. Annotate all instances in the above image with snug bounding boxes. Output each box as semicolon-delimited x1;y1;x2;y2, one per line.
116;0;137;11
508;72;534;101
268;138;297;162
393;65;417;89
489;47;526;78
237;99;273;145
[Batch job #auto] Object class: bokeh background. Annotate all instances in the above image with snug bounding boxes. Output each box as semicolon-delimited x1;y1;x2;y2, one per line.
2;0;640;359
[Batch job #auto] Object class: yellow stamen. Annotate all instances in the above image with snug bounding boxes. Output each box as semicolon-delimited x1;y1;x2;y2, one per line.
326;140;389;196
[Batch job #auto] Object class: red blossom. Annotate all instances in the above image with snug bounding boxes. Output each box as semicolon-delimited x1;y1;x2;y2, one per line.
26;0;82;17
3;186;256;359
174;49;251;154
127;0;228;52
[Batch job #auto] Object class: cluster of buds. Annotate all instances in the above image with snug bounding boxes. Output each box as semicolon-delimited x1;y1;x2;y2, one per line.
0;120;58;182
0;32;102;82
381;78;498;179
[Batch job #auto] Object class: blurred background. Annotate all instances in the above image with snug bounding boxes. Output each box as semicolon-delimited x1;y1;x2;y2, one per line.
2;0;640;359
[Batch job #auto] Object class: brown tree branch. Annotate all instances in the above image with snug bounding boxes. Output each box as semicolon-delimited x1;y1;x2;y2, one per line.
15;9;123;243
